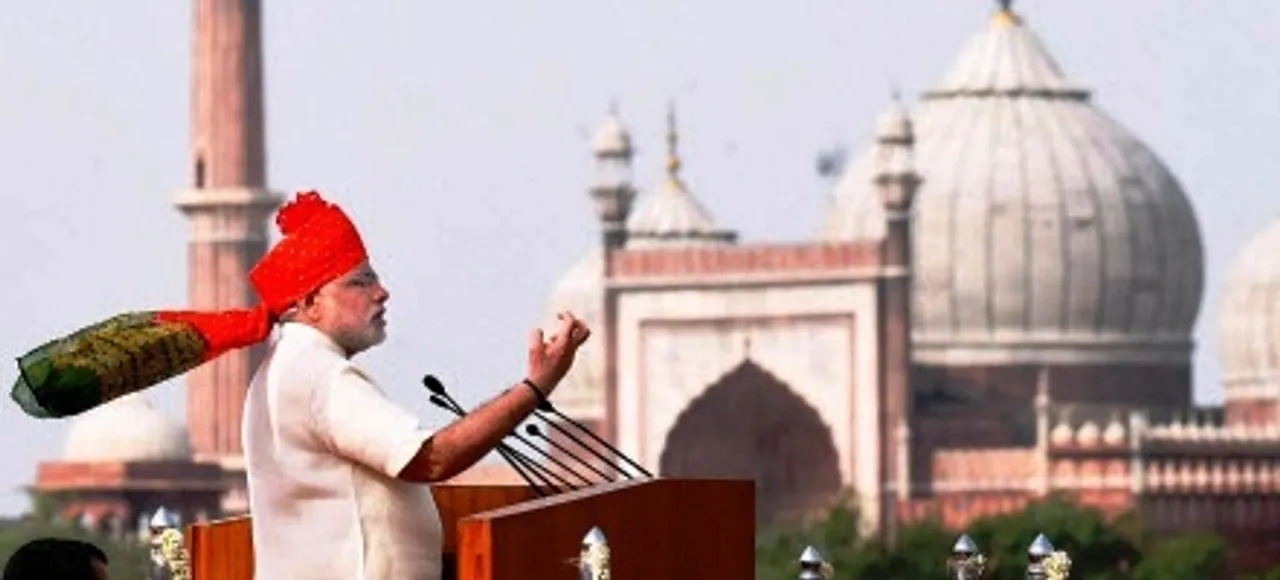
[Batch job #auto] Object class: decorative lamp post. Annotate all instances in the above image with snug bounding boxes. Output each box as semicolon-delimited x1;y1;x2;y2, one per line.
798;545;833;580
947;534;987;579
1026;533;1072;580
578;526;611;580
147;507;190;580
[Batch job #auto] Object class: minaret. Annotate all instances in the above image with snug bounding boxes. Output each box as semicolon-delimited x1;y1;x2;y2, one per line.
174;0;282;488
872;91;920;539
589;102;637;252
589;103;636;445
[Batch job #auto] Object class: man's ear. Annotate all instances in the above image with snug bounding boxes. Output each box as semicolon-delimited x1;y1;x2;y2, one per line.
294;292;321;321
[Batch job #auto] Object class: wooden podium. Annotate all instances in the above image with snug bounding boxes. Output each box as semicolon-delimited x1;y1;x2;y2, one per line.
186;478;755;579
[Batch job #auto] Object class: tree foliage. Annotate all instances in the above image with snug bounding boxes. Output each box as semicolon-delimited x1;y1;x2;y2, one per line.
755;495;1273;579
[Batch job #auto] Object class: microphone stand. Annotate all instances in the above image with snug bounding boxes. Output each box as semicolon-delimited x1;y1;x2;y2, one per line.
532;398;654;479
426;394;569;494
423;376;598;487
524;425;614;482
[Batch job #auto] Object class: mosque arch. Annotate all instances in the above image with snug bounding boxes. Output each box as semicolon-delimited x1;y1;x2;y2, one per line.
657;359;842;525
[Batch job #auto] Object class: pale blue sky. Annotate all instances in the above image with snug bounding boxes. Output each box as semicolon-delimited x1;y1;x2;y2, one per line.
0;1;1277;516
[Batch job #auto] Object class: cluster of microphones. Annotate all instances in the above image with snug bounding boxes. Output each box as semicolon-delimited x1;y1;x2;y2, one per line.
422;375;653;497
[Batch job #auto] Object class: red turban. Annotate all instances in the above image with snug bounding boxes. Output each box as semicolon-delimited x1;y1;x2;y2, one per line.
10;190;371;419
155;190;369;362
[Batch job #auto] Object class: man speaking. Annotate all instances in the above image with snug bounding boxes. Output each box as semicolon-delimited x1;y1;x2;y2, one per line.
236;190;591;579
10;190;586;579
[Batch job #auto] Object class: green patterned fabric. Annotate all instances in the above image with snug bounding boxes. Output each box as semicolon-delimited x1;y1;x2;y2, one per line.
11;312;208;419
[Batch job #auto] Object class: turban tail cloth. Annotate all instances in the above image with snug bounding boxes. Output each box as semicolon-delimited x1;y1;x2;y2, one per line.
10;190;369;418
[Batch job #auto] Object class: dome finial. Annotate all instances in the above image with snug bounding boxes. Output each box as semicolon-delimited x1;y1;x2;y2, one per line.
993;0;1022;26
665;100;682;181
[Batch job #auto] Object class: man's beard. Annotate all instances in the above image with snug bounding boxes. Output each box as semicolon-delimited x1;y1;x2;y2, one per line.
336;323;386;356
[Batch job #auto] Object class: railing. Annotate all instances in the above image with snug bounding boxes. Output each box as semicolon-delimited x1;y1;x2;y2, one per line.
143;503;1073;579
797;532;1073;579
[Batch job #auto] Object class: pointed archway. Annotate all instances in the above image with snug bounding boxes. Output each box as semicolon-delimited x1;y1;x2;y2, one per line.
657;359;843;525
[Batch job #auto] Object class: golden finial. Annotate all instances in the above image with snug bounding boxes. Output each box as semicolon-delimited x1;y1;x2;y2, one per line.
665;100;682;180
992;0;1022;27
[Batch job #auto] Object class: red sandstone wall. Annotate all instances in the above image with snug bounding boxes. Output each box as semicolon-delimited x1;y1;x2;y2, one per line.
609;242;880;279
1226;399;1278;427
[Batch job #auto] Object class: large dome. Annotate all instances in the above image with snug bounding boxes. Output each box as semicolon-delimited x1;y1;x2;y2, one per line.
63;393;191;463
823;6;1203;366
1219;220;1280;401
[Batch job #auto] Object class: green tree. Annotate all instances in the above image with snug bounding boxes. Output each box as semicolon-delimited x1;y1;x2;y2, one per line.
1131;531;1227;580
25;491;68;524
757;495;1280;579
962;498;1140;580
755;501;952;579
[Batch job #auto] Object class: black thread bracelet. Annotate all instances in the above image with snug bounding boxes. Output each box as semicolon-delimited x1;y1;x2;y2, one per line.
522;378;547;402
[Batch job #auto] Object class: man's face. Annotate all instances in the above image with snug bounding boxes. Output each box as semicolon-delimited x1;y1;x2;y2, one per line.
298;260;390;356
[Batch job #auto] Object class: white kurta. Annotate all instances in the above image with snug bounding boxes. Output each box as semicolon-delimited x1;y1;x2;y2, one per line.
243;322;443;580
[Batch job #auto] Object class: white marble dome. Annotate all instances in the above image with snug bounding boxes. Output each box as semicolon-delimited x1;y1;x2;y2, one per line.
544;249;607;418
625;106;736;249
63;393;191;463
823;6;1203;367
1219;220;1280;401
626;174;736;249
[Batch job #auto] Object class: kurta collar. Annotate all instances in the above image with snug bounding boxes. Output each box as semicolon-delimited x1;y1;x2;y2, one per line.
279;322;348;358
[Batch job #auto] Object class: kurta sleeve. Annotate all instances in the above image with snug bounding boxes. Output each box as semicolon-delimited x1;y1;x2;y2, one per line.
313;363;435;479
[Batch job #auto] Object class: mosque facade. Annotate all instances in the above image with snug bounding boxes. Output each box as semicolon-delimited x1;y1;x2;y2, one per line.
25;0;1280;570
543;2;1280;559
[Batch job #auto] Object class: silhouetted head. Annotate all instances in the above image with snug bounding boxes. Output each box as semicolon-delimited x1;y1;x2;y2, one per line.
2;538;109;580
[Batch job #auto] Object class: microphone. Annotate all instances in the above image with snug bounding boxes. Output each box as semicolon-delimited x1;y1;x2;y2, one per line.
425;394;572;493
422;375;598;488
523;424;615;482
534;397;654;479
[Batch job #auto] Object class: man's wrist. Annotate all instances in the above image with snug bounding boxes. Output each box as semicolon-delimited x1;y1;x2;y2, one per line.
521;378;548;402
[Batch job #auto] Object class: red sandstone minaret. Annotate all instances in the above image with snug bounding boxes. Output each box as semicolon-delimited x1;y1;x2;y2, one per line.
174;0;281;498
872;93;920;539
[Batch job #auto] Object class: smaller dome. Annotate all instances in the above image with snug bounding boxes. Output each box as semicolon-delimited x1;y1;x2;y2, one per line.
1050;421;1073;446
1102;418;1126;446
1220;219;1280;400
626;177;736;248
1075;421;1100;447
626;103;736;248
63;393;190;463
592;112;632;158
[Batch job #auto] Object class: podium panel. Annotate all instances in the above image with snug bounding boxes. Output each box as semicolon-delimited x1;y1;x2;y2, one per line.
458;478;756;579
186;485;537;579
186;479;754;579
